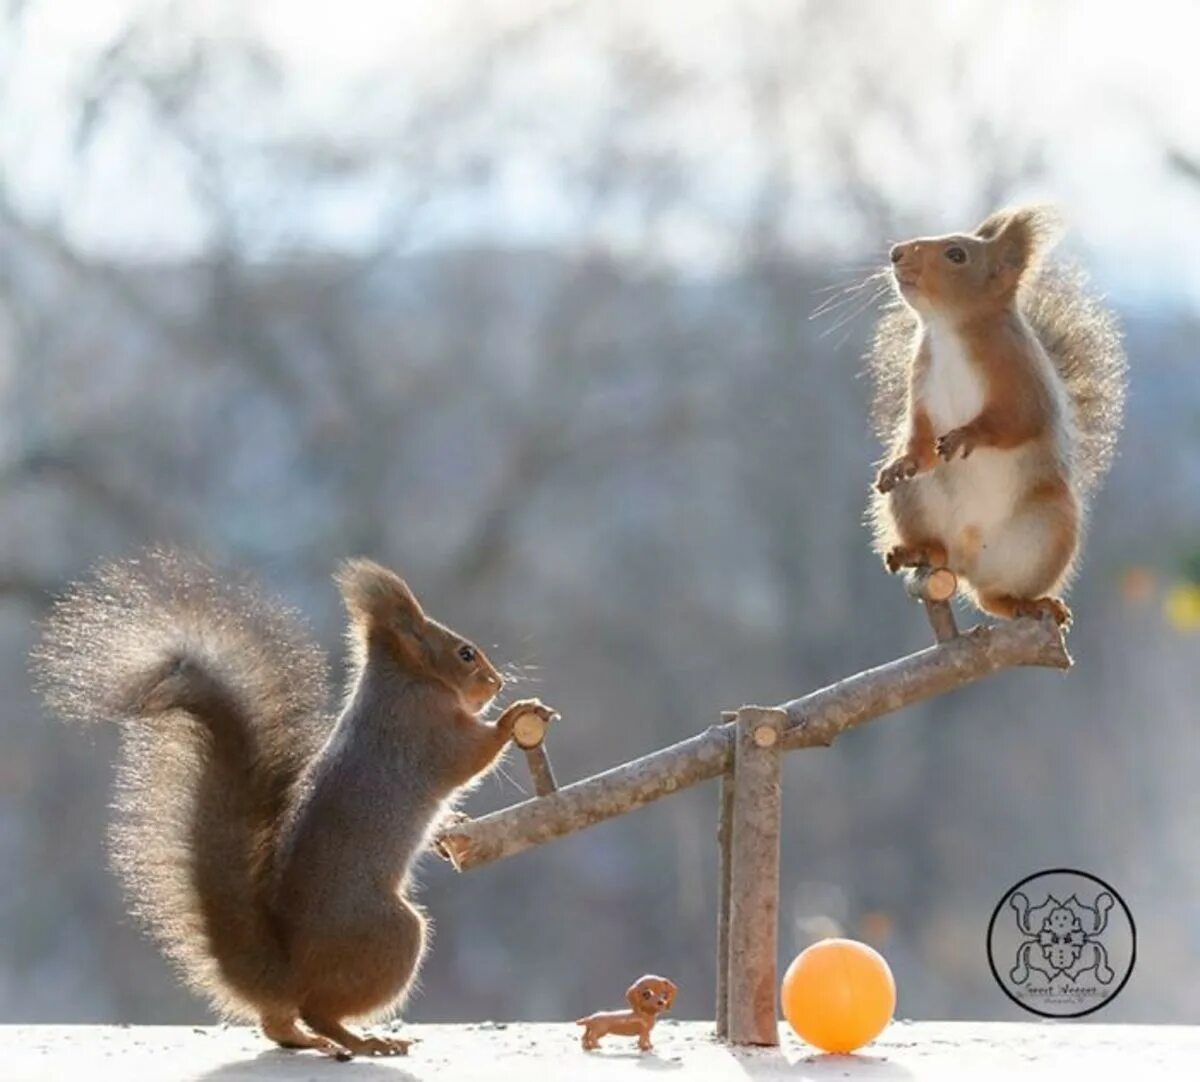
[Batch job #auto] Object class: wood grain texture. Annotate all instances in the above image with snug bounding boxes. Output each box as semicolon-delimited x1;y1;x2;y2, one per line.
725;708;785;1046
522;744;558;797
714;767;735;1039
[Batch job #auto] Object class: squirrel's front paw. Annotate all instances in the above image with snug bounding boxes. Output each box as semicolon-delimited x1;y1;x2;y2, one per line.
506;698;557;722
876;455;919;494
936;427;976;461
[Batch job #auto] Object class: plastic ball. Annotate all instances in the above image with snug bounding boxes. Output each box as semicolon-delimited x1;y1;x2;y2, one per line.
780;938;895;1054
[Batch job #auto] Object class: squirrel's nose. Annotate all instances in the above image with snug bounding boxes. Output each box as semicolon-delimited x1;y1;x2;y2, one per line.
889;244;904;264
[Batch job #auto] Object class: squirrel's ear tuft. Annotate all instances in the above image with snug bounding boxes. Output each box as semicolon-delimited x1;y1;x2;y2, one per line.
975;204;1063;277
336;558;426;634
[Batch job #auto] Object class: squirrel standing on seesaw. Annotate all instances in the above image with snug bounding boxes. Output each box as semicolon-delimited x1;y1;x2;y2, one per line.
869;205;1127;626
33;552;559;1059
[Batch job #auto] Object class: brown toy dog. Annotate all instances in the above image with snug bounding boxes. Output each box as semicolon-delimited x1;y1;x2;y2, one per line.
576;975;678;1052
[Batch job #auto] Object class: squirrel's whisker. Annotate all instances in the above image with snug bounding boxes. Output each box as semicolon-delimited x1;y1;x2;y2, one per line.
810;270;889;322
493;759;527;797
811;267;886;297
818;280;891;340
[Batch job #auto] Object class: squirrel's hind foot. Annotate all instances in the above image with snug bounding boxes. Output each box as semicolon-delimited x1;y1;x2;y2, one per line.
1022;596;1072;628
261;1013;346;1058
978;593;1072;628
300;1012;410;1058
353;1034;411;1057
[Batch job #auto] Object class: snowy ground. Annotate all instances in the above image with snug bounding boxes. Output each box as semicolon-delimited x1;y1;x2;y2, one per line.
3;1020;1198;1081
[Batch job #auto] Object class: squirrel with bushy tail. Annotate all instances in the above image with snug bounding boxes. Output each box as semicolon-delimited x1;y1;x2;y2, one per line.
868;205;1127;626
33;552;557;1059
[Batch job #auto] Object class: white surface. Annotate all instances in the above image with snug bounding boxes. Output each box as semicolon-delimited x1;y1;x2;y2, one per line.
2;1021;1198;1081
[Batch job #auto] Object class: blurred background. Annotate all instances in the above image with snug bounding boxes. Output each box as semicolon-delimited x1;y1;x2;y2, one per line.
1;0;1198;1027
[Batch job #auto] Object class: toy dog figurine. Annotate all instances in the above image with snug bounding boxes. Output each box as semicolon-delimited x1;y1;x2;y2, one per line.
576;975;678;1052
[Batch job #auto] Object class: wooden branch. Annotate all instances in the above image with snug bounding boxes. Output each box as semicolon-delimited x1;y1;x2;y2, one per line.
725;708;784;1046
436;722;732;870
0;571;56;607
435;617;1070;870
773;618;1068;751
0;450;165;538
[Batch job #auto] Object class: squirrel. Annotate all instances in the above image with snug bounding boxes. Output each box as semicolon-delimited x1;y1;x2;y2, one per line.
868;205;1127;626
31;550;557;1059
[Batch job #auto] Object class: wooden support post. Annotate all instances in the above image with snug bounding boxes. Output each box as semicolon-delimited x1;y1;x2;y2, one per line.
715;766;735;1039
512;710;558;797
923;601;959;643
725;707;785;1046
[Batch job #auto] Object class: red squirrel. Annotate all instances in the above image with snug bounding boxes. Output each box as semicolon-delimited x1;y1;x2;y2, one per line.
869;206;1127;625
33;551;557;1058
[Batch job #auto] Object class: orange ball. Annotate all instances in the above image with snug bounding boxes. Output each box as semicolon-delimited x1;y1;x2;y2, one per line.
780;938;895;1054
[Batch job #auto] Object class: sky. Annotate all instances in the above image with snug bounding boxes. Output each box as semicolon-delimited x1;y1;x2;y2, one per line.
3;0;1200;311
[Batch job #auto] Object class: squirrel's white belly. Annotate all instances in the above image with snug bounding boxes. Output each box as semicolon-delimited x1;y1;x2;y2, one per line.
919;322;1030;565
929;448;1029;539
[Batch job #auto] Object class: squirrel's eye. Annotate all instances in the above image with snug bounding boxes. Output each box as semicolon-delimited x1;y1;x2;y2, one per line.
458;644;476;663
945;246;967;264
643;989;653;998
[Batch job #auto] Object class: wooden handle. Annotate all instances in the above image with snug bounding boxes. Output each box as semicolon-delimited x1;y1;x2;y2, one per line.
906;565;957;603
906;566;959;642
522;745;558;797
512;711;550;750
511;709;559;797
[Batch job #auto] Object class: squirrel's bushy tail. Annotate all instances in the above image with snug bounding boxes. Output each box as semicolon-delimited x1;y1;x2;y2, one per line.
31;550;331;1018
1021;267;1127;496
869;264;1127;500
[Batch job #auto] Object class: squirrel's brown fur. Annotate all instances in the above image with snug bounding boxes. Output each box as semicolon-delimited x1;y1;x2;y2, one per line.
868;206;1127;624
32;550;556;1058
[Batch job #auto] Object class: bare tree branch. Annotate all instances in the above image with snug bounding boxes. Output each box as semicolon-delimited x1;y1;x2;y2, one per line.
1167;146;1200;186
0;449;166;537
0;569;56;606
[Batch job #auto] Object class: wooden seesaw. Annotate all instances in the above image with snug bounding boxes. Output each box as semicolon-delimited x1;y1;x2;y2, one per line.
435;567;1071;1047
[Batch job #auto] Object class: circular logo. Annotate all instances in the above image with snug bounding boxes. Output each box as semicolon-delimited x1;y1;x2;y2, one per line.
987;868;1135;1018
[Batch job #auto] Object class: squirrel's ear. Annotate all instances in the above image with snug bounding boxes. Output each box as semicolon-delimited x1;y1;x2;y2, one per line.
975;205;1062;279
625;982;643;1009
384;575;427;635
336;559;427;635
